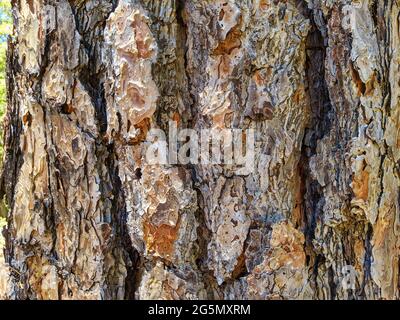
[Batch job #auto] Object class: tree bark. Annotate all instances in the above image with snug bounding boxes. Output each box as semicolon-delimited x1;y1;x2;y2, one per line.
0;0;399;300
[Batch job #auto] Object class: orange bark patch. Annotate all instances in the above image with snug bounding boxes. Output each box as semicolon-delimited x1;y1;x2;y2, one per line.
269;221;306;270
143;221;180;258
172;112;181;126
350;63;366;97
253;70;265;87
232;249;247;279
213;26;242;56
259;0;269;10
27;0;35;14
293;88;304;105
350;63;378;97
22;112;32;126
397;127;400;149
212;109;231;128
352;170;369;201
364;73;377;96
131;117;150;144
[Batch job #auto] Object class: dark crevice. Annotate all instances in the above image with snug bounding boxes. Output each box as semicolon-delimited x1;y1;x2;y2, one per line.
327;266;337;300
68;2;115;134
37;27;60;261
104;142;140;300
359;223;373;296
69;0;139;300
0;39;23;210
298;3;335;299
177;0;196;126
301;7;332;244
369;0;378;29
175;1;219;297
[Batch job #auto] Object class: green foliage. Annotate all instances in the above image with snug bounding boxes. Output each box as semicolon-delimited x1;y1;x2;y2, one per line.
0;1;11;220
0;0;11;163
0;0;11;42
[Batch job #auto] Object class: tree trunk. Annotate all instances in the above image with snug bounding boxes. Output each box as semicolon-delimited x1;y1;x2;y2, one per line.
0;0;399;300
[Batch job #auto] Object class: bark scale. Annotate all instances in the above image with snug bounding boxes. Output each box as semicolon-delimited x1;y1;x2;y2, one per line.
0;0;399;300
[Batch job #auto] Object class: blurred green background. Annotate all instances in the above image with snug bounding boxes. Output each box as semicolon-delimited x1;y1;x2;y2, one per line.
0;0;11;160
0;0;10;221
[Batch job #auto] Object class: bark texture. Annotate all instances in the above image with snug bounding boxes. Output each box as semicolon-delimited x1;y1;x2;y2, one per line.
0;0;399;300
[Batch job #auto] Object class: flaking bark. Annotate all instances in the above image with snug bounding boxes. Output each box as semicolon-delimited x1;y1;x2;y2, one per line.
0;0;399;300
